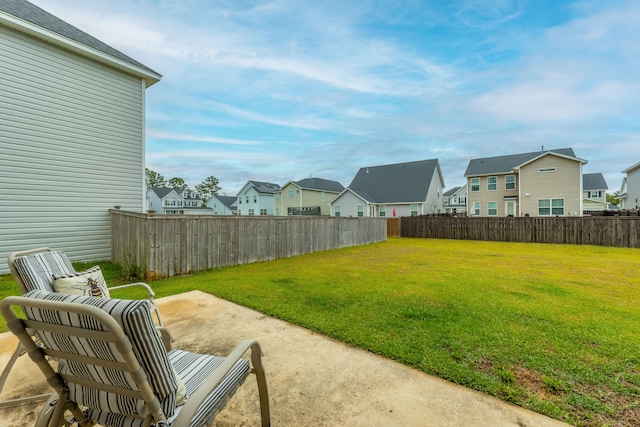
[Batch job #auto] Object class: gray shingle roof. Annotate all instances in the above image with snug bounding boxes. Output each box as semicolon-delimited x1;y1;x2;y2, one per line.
249;181;281;194
348;159;441;203
443;186;461;197
0;0;160;77
216;195;237;210
148;187;177;198
583;173;608;190
464;148;577;177
294;177;344;193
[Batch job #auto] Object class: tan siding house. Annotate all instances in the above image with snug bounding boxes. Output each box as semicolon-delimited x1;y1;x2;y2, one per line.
277;178;344;216
0;0;161;274
465;148;587;217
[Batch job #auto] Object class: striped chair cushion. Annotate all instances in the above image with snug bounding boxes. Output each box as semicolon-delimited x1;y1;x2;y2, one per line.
21;290;179;419
12;251;75;293
86;351;251;427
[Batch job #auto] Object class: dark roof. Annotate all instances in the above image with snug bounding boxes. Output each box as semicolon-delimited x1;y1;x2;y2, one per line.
149;187;203;200
583;173;608;190
464;148;577;177
294;177;344;193
348;159;442;203
443;187;461;197
148;187;177;198
0;0;160;77
216;195;237;210
249;181;281;194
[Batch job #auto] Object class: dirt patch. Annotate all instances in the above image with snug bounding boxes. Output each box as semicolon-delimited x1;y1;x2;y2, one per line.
512;366;553;400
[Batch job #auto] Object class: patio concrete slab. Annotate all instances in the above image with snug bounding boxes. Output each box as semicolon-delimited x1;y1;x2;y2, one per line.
0;290;569;426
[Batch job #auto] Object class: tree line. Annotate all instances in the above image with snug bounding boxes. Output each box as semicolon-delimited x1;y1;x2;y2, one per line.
145;168;221;204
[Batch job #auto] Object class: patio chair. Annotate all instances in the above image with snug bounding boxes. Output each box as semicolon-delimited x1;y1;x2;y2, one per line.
1;247;167;408
0;290;271;427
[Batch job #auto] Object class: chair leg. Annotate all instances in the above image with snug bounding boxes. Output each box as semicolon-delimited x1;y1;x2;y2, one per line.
35;391;90;427
250;343;271;427
0;342;50;408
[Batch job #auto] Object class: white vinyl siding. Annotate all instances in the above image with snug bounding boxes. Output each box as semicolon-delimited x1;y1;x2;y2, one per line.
0;25;146;273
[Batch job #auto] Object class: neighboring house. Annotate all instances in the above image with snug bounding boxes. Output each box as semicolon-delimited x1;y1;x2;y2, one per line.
146;188;211;215
330;159;445;217
206;195;237;215
276;177;344;216
235;181;281;215
443;185;467;215
617;162;640;210
464;148;587;217
0;0;161;274
582;173;608;213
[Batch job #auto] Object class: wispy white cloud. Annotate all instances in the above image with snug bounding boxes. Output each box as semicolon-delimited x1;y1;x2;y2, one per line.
28;0;640;194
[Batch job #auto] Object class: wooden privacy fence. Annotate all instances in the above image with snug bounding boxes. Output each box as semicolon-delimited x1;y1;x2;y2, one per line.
110;210;387;279
401;216;640;248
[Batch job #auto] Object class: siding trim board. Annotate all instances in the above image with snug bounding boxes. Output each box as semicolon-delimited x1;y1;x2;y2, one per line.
0;7;161;87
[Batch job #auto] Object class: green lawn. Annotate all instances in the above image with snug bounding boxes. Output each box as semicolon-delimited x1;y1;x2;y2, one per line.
2;238;639;426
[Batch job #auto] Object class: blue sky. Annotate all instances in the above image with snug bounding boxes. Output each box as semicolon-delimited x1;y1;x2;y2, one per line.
32;0;640;195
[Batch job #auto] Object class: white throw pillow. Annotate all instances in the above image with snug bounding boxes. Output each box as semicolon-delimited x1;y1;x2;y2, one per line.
52;266;110;298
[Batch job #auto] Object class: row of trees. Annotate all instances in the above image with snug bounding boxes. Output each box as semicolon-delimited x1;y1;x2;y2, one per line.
145;168;221;204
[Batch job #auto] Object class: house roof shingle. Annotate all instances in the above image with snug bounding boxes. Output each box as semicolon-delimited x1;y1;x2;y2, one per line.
443;187;461;197
583;173;608;191
294;177;344;193
348;159;442;204
464;148;578;177
216;195;237;210
249;181;281;195
0;0;161;83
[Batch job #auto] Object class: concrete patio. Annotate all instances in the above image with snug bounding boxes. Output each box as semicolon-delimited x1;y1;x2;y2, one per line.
0;290;569;426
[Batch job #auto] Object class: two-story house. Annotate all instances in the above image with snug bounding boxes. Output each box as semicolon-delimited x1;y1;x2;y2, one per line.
443;185;467;215
330;159;445;217
206;195;238;215
277;177;344;216
465;148;587;217
617;162;640;211
582;173;608;213
0;0;161;274
235;181;281;215
146;188;210;214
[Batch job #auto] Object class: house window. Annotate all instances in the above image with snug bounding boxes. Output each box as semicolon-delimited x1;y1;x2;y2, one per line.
165;199;176;207
254;195;257;203
410;204;419;216
260;208;267;215
588;191;602;198
288;190;294;199
538;199;565;216
505;175;516;190
357;205;364;217
334;206;341;217
488;176;497;191
248;209;255;216
379;205;386;217
321;192;325;201
488;201;498;216
538;167;556;173
471;178;480;192
245;196;249;203
472;202;480;216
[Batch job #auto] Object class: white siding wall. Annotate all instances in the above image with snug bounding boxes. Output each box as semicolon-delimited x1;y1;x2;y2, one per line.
627;168;640;211
0;25;146;274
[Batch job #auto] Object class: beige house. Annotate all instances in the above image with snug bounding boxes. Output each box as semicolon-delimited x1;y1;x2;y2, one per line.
276;178;344;216
464;148;587;217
